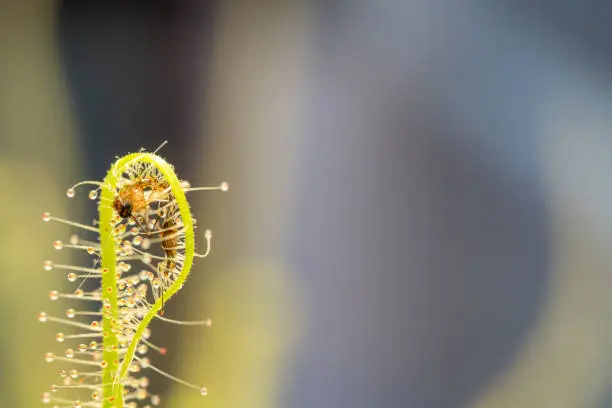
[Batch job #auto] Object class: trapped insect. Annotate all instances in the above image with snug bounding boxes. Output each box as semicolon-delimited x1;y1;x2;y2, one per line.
39;143;228;408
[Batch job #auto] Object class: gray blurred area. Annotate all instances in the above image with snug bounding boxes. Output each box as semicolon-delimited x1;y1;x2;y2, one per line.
285;2;548;407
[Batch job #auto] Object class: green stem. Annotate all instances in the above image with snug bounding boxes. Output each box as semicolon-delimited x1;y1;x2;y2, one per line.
99;153;195;408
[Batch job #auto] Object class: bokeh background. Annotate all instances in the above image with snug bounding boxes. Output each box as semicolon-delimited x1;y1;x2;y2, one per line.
2;1;612;407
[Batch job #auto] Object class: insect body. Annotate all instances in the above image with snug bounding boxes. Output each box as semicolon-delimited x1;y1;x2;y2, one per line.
112;175;177;313
160;217;178;277
113;176;170;220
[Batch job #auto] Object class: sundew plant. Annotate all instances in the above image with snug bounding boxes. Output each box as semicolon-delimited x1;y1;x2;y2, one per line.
39;144;228;408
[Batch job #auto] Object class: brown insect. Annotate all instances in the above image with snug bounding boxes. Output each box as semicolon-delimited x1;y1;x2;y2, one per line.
113;176;177;313
159;217;177;276
113;176;169;220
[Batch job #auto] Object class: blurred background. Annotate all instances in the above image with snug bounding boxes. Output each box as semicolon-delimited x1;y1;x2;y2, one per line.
2;1;612;407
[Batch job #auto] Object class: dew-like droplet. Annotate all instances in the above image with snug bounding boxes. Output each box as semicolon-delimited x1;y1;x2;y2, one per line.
73;400;82;408
151;395;161;405
70;234;79;245
143;328;151;339
44;352;55;362
43;261;53;271
42;392;51;403
42;212;52;221
88;189;98;200
205;229;212;239
50;384;58;392
66;188;75;198
89;341;98;350
180;180;191;189
78;343;87;352
122;240;134;252
74;289;84;297
200;386;208;396
65;349;74;358
66;309;75;318
87;247;95;254
220;181;229;192
53;240;63;250
70;369;78;378
38;312;48;322
67;273;77;282
55;333;65;342
137;344;148;355
49;290;59;300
